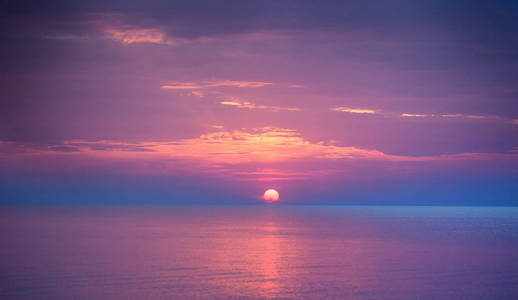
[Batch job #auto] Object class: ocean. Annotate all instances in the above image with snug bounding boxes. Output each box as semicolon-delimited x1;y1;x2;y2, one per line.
1;205;517;299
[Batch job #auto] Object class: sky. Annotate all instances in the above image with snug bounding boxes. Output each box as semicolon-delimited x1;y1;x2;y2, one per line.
1;0;518;205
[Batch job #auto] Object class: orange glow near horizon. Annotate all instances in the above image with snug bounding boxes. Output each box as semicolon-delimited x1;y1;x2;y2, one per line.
1;127;516;184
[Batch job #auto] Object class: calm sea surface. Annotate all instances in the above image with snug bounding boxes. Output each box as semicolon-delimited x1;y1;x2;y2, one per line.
1;205;517;299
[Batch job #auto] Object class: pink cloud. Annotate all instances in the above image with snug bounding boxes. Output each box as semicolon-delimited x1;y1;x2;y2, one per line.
401;113;431;118
220;99;300;112
161;80;272;90
104;27;175;45
332;107;378;114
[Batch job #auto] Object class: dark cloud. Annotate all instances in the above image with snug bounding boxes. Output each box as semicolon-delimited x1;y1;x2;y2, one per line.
2;0;518;39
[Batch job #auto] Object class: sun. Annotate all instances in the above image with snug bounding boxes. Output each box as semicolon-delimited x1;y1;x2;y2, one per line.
263;189;279;202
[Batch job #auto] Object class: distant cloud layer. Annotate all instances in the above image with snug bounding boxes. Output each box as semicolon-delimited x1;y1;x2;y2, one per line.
2;126;516;183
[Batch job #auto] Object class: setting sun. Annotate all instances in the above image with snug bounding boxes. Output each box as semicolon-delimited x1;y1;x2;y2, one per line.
263;189;279;202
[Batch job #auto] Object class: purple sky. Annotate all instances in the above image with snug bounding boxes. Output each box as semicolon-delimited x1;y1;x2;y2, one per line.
1;1;518;205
